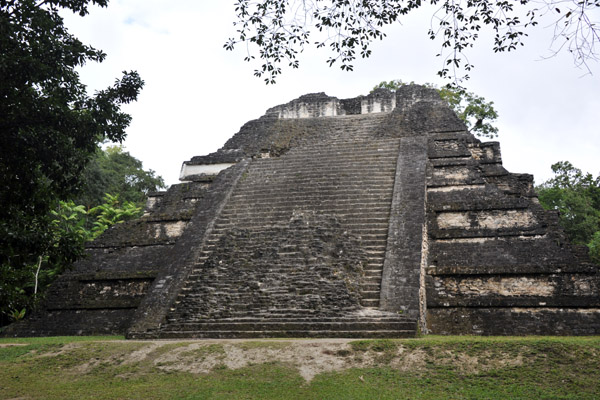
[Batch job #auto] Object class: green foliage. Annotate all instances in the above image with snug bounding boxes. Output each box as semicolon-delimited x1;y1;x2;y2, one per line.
589;232;600;264
88;193;142;239
372;80;498;138
0;1;145;326
0;0;144;291
8;308;26;322
537;161;600;264
76;146;165;209
226;1;599;84
0;195;142;326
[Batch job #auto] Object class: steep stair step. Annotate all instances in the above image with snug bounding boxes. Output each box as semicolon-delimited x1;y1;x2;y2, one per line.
364;269;384;276
155;330;415;339
361;283;381;291
161;320;415;332
361;299;380;307
361;291;381;300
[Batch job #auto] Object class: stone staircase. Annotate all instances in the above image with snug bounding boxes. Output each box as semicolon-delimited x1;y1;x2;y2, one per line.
157;114;417;337
215;139;398;307
159;317;417;338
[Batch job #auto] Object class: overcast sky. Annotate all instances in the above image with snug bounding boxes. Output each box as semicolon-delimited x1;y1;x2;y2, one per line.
62;1;599;186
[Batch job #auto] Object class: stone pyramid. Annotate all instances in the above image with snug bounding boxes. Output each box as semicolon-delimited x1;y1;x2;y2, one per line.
5;85;599;338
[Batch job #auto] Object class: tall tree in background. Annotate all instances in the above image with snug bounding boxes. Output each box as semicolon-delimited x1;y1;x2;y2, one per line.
225;0;600;84
0;1;144;278
537;162;600;264
0;144;163;326
0;192;146;327
77;145;166;210
372;80;499;138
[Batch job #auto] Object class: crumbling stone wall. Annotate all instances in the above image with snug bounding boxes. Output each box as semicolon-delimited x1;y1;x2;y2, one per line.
265;89;396;119
424;131;600;335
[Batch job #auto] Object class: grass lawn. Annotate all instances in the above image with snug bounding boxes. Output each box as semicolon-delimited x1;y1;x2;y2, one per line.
0;335;598;399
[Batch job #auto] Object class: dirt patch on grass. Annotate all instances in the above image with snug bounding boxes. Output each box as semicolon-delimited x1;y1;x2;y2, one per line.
74;339;526;382
147;339;531;381
221;341;365;381
133;340;369;381
5;337;580;383
34;341;81;357
389;347;428;371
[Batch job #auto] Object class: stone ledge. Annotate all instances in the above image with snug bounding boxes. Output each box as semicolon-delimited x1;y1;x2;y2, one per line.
427;307;600;335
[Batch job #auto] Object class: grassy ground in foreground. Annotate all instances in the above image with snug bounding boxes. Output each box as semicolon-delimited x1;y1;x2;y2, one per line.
0;335;598;399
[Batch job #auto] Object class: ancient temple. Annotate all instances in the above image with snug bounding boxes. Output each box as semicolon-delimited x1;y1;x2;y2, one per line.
6;85;599;338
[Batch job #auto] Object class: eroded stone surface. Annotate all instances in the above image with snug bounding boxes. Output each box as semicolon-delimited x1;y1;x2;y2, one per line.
433;276;555;297
425;128;598;335
436;210;536;230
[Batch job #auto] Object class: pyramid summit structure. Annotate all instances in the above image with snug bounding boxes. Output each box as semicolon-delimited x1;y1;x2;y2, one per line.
6;85;599;338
